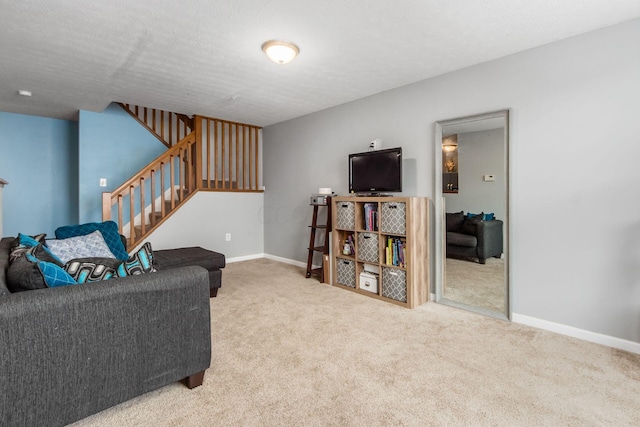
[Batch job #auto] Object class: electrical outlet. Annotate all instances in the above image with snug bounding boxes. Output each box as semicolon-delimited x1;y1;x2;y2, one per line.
99;178;107;187
225;233;231;242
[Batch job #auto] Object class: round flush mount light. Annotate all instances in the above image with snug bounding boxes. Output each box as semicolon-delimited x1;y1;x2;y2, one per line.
261;40;299;64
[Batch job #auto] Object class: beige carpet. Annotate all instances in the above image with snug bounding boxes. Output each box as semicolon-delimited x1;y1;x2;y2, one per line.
72;258;640;426
445;257;505;313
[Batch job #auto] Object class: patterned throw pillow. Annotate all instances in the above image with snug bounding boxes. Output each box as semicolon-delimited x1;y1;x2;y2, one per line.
46;230;116;264
9;233;48;262
64;258;122;283
117;242;156;277
55;221;129;260
26;254;77;288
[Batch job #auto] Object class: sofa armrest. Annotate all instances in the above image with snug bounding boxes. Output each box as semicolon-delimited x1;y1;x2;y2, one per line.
476;219;504;259
0;266;211;426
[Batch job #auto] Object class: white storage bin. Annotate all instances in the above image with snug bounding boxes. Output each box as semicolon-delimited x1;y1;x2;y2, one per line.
359;271;378;294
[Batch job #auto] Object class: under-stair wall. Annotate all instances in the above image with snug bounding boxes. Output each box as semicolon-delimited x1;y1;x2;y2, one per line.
132;191;264;260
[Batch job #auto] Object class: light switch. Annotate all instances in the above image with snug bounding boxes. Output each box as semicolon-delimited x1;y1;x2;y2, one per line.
99;178;107;187
483;175;495;182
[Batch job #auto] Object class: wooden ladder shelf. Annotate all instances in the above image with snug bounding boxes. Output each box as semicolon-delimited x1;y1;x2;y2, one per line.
305;196;332;282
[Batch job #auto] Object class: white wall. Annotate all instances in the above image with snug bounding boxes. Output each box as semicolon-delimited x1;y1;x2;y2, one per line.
263;19;640;343
444;128;506;222
142;192;264;260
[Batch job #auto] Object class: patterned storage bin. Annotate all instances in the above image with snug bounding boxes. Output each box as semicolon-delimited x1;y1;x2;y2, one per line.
382;267;407;303
336;201;355;230
380;202;406;235
336;258;356;288
357;232;379;263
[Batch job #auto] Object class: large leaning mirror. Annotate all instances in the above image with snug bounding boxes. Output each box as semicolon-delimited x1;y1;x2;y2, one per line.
434;110;510;320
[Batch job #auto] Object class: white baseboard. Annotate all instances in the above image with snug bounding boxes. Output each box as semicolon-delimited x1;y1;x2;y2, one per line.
512;313;640;354
228;253;319;270
263;253;315;269
226;253;265;264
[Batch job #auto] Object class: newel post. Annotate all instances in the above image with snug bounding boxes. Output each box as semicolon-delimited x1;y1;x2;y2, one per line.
102;192;112;221
195;115;203;191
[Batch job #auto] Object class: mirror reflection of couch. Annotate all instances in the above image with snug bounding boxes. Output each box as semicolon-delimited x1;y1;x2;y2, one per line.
446;211;503;264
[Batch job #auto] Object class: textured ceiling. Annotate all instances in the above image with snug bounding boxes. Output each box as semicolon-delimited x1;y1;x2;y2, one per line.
1;0;639;126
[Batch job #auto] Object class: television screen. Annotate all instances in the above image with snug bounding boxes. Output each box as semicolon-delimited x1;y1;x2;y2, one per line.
349;147;402;194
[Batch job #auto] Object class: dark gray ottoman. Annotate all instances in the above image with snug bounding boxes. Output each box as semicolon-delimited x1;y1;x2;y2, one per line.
153;247;225;297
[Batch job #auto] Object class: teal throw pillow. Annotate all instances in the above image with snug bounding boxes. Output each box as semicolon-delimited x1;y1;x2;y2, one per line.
467;212;495;221
26;254;77;288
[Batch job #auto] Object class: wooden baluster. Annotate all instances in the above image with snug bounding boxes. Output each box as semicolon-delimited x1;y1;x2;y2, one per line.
170;155;176;210
178;148;184;203
248;127;253;190
117;195;123;237
243;126;247;190
222;122;226;189
205;118;211;188
255;127;259;190
235;124;240;190
195;116;203;190
160;111;165;143
150;169;156;226
140;177;146;235
129;185;135;246
169;114;173;147
214;120;219;189
160;162;166;218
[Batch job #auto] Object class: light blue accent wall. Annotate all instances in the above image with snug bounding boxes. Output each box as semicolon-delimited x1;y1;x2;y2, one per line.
78;103;166;223
0;111;79;237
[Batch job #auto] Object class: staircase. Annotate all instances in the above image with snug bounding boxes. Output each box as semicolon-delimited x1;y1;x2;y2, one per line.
118;103;194;148
102;104;263;249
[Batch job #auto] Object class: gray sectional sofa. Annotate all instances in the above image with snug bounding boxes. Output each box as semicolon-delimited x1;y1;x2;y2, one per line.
446;211;503;264
0;237;212;426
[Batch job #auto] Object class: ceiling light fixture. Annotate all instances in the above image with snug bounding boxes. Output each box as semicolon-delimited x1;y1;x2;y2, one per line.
17;90;32;97
261;40;299;64
442;143;457;152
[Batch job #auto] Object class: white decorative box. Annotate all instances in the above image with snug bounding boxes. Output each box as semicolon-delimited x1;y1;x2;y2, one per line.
359;271;378;294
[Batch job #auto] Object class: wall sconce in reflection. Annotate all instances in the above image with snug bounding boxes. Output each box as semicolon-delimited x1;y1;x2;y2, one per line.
442;144;457;153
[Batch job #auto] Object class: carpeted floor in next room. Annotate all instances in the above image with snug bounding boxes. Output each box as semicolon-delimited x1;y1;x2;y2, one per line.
72;258;640;426
444;257;505;313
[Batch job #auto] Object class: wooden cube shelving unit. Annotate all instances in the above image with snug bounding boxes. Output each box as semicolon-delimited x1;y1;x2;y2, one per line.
331;196;430;309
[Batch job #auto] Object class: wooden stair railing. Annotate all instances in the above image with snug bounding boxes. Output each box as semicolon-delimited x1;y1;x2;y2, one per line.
118;103;193;148
102;132;198;248
103;107;265;248
196;116;263;191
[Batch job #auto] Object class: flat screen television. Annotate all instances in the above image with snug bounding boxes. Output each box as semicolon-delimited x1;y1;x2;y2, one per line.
349;147;402;195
